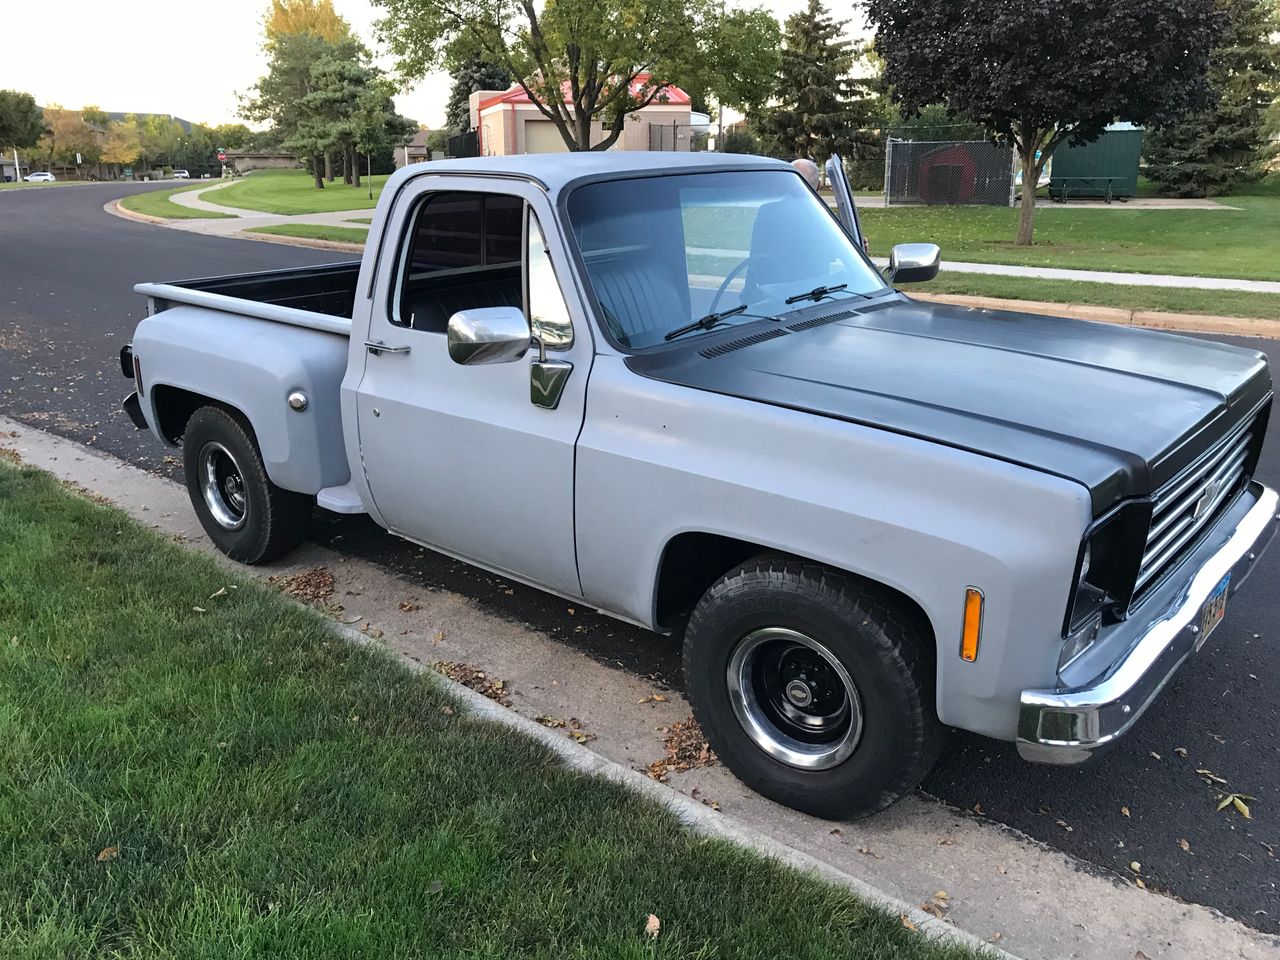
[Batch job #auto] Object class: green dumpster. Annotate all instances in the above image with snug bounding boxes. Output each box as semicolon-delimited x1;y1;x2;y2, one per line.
1048;125;1143;202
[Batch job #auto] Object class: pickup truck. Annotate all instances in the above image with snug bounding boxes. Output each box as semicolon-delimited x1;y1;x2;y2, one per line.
121;152;1277;820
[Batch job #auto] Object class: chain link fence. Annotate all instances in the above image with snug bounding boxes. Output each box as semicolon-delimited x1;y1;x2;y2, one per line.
884;138;1015;206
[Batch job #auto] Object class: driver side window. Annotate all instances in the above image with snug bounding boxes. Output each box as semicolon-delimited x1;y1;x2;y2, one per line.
394;191;524;333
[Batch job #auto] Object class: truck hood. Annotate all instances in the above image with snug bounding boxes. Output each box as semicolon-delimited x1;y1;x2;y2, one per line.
626;296;1271;513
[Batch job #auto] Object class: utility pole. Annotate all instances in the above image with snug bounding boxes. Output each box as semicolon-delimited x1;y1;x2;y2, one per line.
11;147;18;181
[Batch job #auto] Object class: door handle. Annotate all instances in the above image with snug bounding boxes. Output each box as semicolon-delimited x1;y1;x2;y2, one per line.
364;340;410;356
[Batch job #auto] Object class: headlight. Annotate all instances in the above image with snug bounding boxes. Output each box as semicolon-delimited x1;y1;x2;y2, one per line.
1063;499;1153;636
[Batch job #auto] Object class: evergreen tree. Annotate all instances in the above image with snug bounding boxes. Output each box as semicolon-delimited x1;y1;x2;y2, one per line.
1145;0;1280;196
444;58;512;134
753;0;871;162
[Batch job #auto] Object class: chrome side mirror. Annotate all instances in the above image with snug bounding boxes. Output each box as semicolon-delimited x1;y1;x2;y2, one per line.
885;243;941;284
446;307;532;365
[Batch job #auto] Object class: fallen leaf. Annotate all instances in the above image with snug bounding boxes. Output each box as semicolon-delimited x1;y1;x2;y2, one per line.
1174;747;1187;757
192;606;206;614
1056;819;1073;832
96;846;118;863
1197;768;1228;785
1121;806;1131;817
973;802;984;815
937;836;954;846
1129;861;1142;873
1150;751;1162;760
1233;796;1252;819
1178;838;1190;853
829;828;843;837
934;890;949;901
535;715;566;728
644;914;660;940
996;864;1007;875
856;846;883;859
432;630;445;643
901;914;917;931
1135;877;1146;889
440;705;455;716
208;587;227;599
988;932;1003;944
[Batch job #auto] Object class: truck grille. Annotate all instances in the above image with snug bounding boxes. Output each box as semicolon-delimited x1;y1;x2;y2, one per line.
1133;417;1255;598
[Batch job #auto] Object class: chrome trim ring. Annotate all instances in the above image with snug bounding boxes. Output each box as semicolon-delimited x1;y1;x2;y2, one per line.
199;441;248;531
727;627;863;770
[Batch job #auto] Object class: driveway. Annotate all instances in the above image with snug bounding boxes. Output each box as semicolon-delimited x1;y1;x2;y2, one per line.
2;180;1278;933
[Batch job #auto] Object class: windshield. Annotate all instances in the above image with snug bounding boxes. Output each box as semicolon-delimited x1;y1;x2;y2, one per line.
566;170;887;348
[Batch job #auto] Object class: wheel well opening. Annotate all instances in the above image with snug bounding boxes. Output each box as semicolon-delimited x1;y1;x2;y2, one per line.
150;386;246;445
654;533;937;677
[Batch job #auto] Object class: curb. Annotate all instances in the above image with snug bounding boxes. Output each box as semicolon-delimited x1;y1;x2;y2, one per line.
911;291;1279;340
104;197;171;226
232;229;366;253
336;623;1018;960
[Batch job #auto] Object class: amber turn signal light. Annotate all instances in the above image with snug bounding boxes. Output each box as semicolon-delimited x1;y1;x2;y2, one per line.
961;587;983;662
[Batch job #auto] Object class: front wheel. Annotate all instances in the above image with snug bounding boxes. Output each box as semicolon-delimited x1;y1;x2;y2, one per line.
683;556;945;819
182;405;312;564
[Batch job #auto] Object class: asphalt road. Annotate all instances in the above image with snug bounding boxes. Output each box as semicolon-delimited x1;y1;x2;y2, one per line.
2;181;1277;932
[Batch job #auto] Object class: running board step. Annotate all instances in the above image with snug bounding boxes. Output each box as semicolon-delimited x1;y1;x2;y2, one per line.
316;483;366;515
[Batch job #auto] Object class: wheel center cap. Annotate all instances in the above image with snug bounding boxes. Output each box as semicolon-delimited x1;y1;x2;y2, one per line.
785;679;813;707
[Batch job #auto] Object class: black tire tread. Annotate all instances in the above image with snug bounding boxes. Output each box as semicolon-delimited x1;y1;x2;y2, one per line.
183;406;312;564
683;554;945;819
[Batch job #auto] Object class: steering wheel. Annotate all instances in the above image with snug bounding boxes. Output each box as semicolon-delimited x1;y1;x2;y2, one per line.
708;253;779;316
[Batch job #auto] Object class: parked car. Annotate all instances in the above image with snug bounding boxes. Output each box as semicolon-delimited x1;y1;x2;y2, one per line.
173;169;190;179
119;153;1276;819
24;171;55;182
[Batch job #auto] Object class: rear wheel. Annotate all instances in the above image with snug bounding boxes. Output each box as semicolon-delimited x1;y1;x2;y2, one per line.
683;555;945;819
182;406;311;564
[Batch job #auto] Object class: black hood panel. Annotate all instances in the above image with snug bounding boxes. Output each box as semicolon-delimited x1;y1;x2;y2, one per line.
626;297;1272;513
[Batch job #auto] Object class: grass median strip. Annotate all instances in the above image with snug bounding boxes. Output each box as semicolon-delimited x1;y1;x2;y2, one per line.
860;178;1280;282
214;169;386;215
118;182;235;220
247;223;370;245
0;460;979;960
900;272;1280;322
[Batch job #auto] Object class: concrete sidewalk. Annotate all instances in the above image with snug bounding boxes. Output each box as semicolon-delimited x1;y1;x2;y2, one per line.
164;179;373;235
4;416;1278;960
869;257;1280;294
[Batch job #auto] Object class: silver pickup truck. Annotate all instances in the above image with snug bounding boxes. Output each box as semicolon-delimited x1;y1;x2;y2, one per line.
121;152;1277;819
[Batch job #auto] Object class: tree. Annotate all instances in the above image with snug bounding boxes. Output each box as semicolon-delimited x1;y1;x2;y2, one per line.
722;129;758;154
354;78;418;196
38;106;100;173
865;0;1225;244
445;57;512;133
101;119;142;170
374;0;780;151
754;0;873;164
0;90;44;153
264;0;350;45
1145;0;1280;196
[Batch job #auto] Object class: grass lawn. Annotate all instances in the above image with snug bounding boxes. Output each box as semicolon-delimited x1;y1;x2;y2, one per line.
215;169;387;215
0;460;976;960
248;224;370;244
902;271;1280;321
0;179;97;191
118;182;235;220
346;216;373;224
860;178;1280;282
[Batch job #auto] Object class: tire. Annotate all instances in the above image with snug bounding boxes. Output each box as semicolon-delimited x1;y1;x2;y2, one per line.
182;405;312;564
682;555;945;820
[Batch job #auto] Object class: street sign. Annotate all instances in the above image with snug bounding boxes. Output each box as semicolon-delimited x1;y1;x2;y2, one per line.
217;147;227;162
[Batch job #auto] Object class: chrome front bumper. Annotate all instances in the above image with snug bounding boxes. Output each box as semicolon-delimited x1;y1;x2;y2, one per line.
1017;481;1278;764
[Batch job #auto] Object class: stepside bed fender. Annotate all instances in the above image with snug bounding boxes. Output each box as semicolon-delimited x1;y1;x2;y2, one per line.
132;305;351;495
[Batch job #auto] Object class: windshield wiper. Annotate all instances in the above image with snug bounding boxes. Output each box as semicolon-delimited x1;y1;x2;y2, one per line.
664;305;750;342
784;284;849;305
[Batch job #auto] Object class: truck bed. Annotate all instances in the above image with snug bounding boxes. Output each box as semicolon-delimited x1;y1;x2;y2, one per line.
134;261;361;336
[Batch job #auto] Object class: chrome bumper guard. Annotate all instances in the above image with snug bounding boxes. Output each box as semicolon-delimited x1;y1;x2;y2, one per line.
1018;482;1278;764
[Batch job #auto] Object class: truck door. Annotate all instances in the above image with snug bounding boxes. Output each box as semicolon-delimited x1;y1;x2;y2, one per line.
353;179;591;598
824;154;866;251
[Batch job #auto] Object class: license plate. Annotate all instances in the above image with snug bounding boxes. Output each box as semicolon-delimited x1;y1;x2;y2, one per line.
1197;574;1231;651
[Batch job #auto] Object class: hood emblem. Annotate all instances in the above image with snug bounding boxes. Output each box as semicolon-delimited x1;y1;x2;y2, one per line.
1193;480;1222;520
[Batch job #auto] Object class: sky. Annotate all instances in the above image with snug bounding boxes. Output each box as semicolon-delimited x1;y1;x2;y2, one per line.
3;0;866;132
